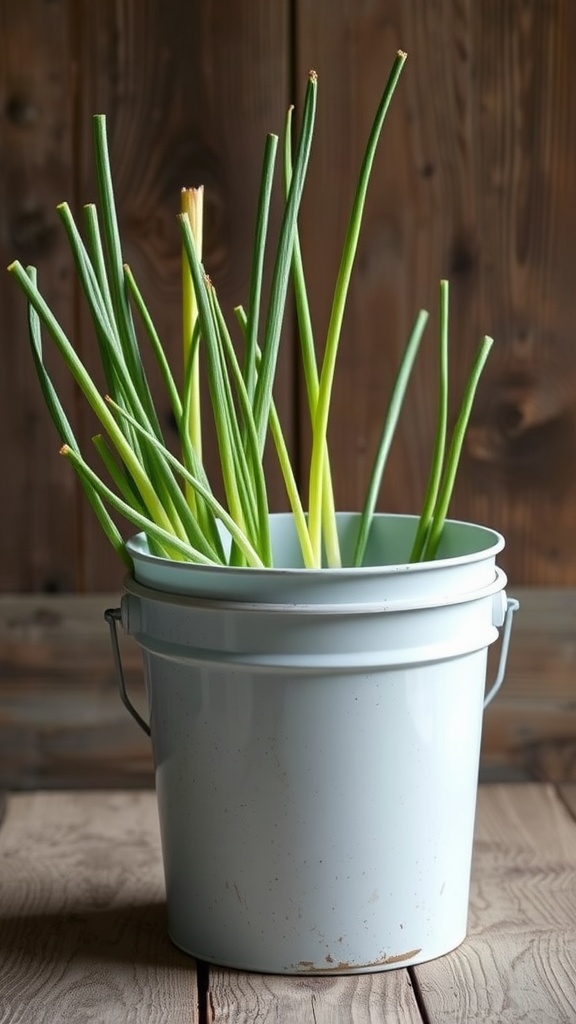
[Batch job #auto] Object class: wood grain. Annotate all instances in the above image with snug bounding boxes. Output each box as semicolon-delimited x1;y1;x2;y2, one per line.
0;0;79;592
0;0;294;592
559;784;576;820
413;784;576;1022
3;0;576;589
207;968;422;1023
295;0;417;516
0;791;197;1023
481;587;576;780
0;593;153;789
1;786;574;1020
70;0;295;589
295;0;576;585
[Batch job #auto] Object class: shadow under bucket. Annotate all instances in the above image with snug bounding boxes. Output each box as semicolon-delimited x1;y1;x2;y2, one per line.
106;513;519;974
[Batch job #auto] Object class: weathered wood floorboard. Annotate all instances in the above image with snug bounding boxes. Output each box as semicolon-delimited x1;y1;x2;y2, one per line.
207;968;422;1024
0;792;196;1024
413;784;576;1023
1;786;575;1021
559;783;576;820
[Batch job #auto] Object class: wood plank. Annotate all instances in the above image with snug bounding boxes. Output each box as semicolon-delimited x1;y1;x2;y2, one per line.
295;0;415;518
296;0;576;586
207;967;422;1023
481;587;576;779
70;0;295;589
485;588;576;701
0;594;153;789
559;784;576;820
414;784;576;1022
0;791;196;1023
4;0;576;593
1;785;575;1020
0;0;79;592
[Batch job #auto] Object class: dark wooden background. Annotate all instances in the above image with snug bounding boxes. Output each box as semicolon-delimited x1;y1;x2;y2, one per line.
1;0;576;786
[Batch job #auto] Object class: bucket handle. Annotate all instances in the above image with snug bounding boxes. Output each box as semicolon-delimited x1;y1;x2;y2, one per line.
105;595;520;734
484;596;519;709
105;607;151;736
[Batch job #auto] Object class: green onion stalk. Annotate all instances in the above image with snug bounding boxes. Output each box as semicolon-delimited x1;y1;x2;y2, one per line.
181;186;204;512
7;51;492;571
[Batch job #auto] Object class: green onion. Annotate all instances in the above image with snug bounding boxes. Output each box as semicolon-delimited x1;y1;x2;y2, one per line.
9;259;179;540
253;70;318;455
8;52;493;571
181;186;204;464
283;103;340;568
409;280;450;562
245;134;279;401
92;115;161;438
353;308;429;567
308;51;407;566
61;444;218;564
103;398;265;568
422;335;494;561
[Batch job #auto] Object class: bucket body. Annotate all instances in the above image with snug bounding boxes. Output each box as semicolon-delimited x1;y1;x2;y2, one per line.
119;514;515;974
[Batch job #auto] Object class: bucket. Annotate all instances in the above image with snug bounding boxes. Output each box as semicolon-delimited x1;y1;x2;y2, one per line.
106;513;518;975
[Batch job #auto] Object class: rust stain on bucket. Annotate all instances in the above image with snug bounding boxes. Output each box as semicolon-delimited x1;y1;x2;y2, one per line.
294;948;422;974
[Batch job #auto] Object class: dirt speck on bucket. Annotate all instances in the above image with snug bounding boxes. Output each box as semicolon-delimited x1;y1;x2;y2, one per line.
293;948;422;974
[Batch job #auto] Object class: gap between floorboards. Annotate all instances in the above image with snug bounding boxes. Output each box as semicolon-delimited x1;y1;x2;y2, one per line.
407;966;433;1024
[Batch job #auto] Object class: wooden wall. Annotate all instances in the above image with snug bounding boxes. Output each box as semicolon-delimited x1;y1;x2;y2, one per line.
1;0;576;786
295;0;576;587
2;0;576;592
0;0;294;592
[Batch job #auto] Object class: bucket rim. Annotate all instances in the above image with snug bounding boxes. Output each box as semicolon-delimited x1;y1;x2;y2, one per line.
125;513;504;581
122;566;508;616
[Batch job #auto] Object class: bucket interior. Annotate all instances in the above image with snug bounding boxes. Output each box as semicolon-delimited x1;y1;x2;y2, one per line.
126;514;505;601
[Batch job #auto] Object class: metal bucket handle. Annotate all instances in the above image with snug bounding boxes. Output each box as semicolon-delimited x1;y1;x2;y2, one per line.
104;607;151;736
483;595;519;709
105;596;520;736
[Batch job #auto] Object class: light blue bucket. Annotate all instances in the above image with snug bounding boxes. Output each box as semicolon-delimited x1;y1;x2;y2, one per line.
106;513;518;974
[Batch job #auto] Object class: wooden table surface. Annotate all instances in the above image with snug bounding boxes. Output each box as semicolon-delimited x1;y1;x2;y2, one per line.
1;784;575;1023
